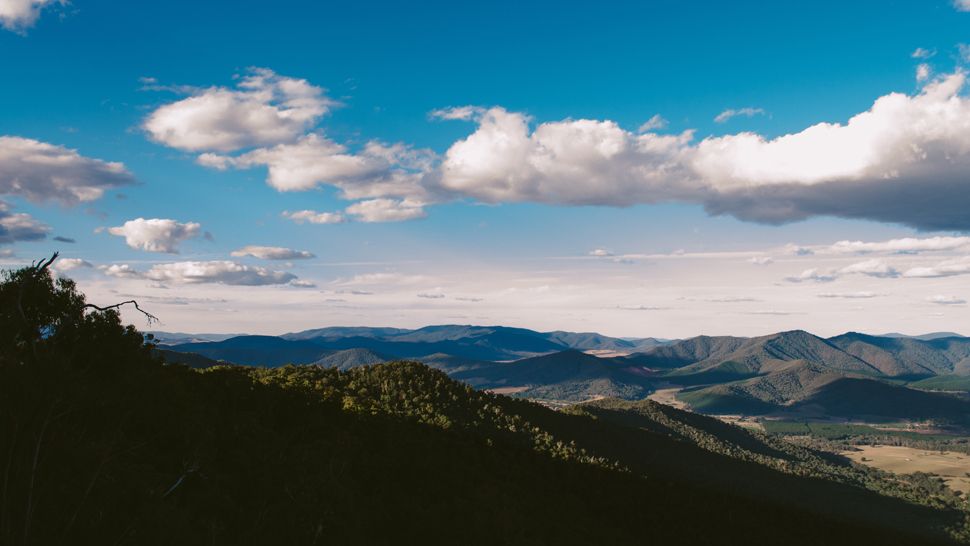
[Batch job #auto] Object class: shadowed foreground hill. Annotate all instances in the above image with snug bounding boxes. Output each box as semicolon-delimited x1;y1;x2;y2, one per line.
1;260;968;545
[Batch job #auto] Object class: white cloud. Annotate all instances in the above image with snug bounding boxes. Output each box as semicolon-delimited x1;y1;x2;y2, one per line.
283;209;346;224
0;0;62;32
148;69;970;231
748;256;773;265
0;137;133;204
199;134;432;199
638;114;668;132
784;268;837;283
416;292;445;299
589;248;614;257
839;259;899;278
960;44;970;63
436;73;970;230
439;107;695;205
108;218;201;253
827;236;970;254
231;245;315;260
955;0;970;11
903;256;970;278
144;68;336;153
289;279;316;288
714;107;766;124
144;261;297;286
429;106;485;121
916;63;931;82
911;47;935;59
928;294;967;305
0;201;49;244
345;198;426;222
99;264;143;279
52;257;92;272
618;304;668;311
817;291;880;299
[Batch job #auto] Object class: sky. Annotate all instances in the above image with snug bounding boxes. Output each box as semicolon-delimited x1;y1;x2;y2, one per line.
3;0;970;338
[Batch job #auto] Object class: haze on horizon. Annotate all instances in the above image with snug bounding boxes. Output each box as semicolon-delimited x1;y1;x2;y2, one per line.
3;0;970;338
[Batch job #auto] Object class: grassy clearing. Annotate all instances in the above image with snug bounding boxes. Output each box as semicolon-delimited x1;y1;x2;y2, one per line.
843;446;970;496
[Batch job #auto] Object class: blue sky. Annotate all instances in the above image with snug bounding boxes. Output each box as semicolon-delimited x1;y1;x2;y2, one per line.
3;0;970;337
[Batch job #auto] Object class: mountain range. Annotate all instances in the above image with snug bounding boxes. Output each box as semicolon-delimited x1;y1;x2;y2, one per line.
160;325;970;423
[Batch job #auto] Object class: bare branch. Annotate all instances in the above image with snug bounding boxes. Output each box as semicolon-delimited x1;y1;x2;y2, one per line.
30;253;58;276
83;300;159;325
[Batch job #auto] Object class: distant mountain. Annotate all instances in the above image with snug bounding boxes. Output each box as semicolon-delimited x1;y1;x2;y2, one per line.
880;332;967;341
169;336;333;367
281;326;411;341
650;331;878;386
828;332;970;377
171;324;666;364
147;331;246;345
467;350;652;401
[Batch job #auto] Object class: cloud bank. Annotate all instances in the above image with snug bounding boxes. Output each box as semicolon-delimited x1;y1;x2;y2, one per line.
147;69;970;231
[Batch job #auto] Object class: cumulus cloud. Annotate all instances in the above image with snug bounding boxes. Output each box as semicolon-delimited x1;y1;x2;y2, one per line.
0;137;133;204
955;0;970;11
438;107;696;205
108;218;201;253
200;134;433;199
52;258;92;272
99;264;142;279
0;0;63;32
928;294;967;305
589;248;614;257
144;68;337;153
345;198;426;222
714;107;766;124
748;256;773;265
903;257;970;278
283;209;346;224
153;69;970;231
436;73;970;230
911;47;935;59
231;245;315;260
144;261;297;286
0;201;49;244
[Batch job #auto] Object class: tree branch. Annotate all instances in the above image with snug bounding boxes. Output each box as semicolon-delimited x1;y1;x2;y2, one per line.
83;301;159;325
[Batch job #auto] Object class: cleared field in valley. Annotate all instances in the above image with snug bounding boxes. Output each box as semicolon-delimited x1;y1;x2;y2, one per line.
843;445;970;496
